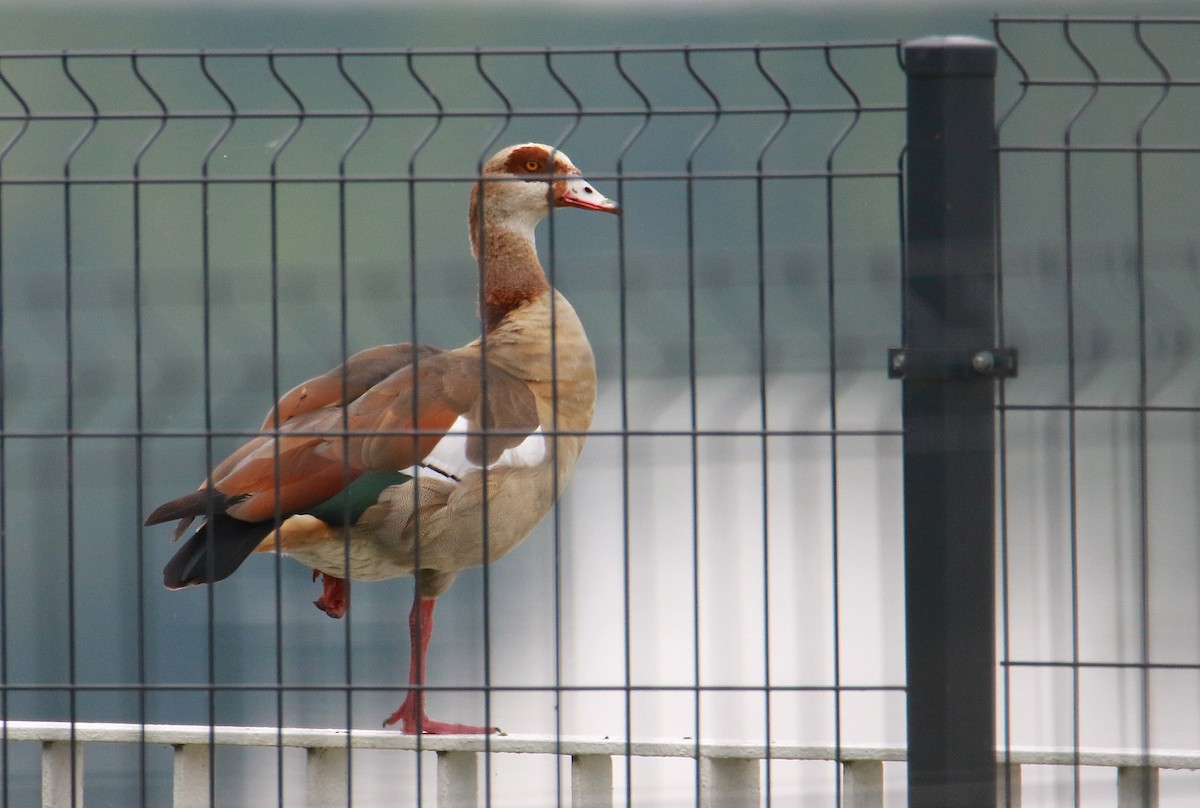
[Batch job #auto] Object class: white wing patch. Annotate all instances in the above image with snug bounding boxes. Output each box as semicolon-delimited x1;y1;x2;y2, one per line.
406;416;546;481
496;427;547;468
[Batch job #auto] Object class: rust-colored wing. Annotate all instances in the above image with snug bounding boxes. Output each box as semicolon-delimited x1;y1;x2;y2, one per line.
261;343;440;429
349;350;541;471
147;343;437;533
147;348;540;527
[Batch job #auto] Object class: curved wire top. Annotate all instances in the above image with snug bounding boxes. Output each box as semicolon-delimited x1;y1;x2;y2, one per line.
0;43;905;185
994;15;1200;153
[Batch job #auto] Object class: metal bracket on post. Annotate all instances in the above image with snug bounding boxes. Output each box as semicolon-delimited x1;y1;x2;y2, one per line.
888;346;1018;380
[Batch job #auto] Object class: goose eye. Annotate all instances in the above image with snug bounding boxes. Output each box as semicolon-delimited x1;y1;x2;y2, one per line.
525;160;540;171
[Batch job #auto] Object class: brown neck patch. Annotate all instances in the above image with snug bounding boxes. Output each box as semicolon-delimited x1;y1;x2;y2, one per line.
469;147;573;332
470;191;550;332
479;234;549;332
483;279;547;332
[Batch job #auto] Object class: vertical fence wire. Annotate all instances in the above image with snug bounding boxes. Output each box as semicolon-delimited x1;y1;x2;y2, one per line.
130;52;168;808
0;52;30;808
476;50;512;808
822;45;864;807
610;48;648;808
753;46;790;808
268;53;304;808
1130;22;1172;806
335;51;369;808
1059;21;1096;806
544;48;586;807
991;22;1029;808
0;64;5;808
199;50;234;808
405;51;443;808
680;46;716;808
59;52;99;808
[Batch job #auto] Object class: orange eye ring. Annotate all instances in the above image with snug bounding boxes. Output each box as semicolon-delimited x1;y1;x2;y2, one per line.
525;160;540;171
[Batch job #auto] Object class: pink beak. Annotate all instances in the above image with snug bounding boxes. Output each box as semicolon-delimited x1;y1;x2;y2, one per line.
558;176;621;214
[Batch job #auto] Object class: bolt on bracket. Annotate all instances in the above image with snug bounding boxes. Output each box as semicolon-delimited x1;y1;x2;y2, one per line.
887;347;1018;380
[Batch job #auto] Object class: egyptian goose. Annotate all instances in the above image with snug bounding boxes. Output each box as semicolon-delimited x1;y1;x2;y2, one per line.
146;143;618;734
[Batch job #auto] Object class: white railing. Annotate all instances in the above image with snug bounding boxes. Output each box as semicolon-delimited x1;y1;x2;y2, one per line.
9;720;1198;808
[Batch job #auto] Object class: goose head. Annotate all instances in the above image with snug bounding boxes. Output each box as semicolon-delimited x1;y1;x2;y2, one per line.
469;143;619;255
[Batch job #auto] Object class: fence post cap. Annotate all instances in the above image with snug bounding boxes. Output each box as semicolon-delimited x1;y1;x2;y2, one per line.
905;36;997;78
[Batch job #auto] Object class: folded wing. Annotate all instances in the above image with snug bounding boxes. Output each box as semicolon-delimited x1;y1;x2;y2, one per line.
146;346;540;527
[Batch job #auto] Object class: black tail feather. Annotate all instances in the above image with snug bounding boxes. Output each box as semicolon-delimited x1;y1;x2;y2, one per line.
145;489;247;527
163;514;275;589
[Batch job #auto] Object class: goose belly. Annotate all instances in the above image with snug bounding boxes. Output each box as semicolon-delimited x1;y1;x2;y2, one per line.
280;531;415;582
339;447;578;581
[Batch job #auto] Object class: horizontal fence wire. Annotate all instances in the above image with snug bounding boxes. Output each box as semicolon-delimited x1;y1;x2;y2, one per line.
0;42;908;808
995;15;1200;808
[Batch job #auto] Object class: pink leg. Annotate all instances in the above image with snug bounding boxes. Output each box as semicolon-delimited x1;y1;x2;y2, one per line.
313;571;348;619
383;596;500;734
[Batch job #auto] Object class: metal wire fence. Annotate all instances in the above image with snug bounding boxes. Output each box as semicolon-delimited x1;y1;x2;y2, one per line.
1;19;1198;808
0;42;908;807
994;15;1200;808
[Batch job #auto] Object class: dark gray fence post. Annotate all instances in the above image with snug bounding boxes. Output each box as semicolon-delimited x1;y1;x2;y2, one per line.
897;35;1003;808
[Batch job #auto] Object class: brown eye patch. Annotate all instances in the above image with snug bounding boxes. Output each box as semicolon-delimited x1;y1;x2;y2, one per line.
504;145;550;176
